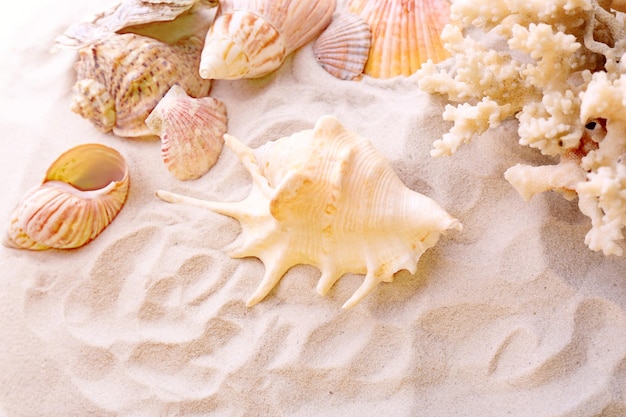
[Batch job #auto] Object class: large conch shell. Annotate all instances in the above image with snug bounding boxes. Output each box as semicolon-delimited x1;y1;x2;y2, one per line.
199;0;336;79
145;84;228;180
4;144;130;250
348;0;451;78
156;115;462;308
71;33;211;137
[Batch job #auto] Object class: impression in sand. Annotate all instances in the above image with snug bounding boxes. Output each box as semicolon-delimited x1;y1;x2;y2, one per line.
157;115;462;309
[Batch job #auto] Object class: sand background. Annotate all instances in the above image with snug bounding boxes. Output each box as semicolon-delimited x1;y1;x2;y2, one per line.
1;1;626;416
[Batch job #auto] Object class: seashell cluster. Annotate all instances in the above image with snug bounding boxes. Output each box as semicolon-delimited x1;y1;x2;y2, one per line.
145;84;228;180
4;144;130;250
348;0;451;78
199;0;336;79
71;33;211;138
313;12;372;80
156;115;461;308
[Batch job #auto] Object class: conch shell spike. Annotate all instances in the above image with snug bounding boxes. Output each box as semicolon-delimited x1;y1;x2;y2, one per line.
343;271;380;309
223;134;273;194
156;189;248;221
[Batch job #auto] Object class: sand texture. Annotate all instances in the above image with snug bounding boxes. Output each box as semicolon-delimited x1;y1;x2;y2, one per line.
1;1;626;416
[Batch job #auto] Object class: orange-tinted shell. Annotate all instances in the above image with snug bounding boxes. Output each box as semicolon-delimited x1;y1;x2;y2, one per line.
348;0;450;78
4;144;130;250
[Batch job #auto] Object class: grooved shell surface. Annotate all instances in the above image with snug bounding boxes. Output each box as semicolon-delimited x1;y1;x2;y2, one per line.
314;12;372;80
146;84;228;180
348;0;451;78
5;144;130;250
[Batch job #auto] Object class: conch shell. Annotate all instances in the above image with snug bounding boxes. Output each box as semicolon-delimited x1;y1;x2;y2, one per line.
348;0;451;78
156;115;461;308
71;33;211;137
4;144;129;250
145;84;228;180
199;0;336;79
313;12;372;80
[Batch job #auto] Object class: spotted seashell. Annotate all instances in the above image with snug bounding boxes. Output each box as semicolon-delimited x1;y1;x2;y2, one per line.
4;144;129;250
145;84;228;180
199;0;336;80
72;33;211;138
348;0;451;78
156;115;461;308
313;12;371;80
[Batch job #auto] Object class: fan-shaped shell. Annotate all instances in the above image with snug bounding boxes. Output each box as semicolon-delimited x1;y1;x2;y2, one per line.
4;144;130;250
348;0;451;78
72;33;211;137
156;115;461;308
313;12;372;80
145;84;228;180
199;0;336;79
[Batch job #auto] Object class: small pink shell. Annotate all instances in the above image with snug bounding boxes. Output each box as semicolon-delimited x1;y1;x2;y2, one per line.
313;12;371;80
145;84;228;180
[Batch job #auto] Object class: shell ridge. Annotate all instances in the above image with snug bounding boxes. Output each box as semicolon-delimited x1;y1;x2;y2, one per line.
6;144;129;250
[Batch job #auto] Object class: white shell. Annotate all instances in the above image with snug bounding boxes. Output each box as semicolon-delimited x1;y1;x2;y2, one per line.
199;0;336;79
156;115;461;308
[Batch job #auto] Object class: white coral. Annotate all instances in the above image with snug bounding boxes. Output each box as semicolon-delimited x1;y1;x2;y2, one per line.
577;163;626;255
417;0;626;255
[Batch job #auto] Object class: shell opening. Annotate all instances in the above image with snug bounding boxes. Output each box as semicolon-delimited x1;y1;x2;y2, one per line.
45;143;128;191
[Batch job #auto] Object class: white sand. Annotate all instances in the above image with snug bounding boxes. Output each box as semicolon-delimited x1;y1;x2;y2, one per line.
1;1;626;416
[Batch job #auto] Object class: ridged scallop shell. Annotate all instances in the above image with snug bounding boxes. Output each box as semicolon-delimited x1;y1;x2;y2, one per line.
156;115;462;308
145;84;228;180
4;144;129;250
348;0;451;78
72;33;212;138
199;0;336;79
313;12;371;80
56;0;212;48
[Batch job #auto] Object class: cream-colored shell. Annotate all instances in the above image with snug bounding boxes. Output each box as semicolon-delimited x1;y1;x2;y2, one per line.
348;0;451;78
4;144;129;250
145;84;228;180
156;115;461;308
199;0;336;79
72;33;211;137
